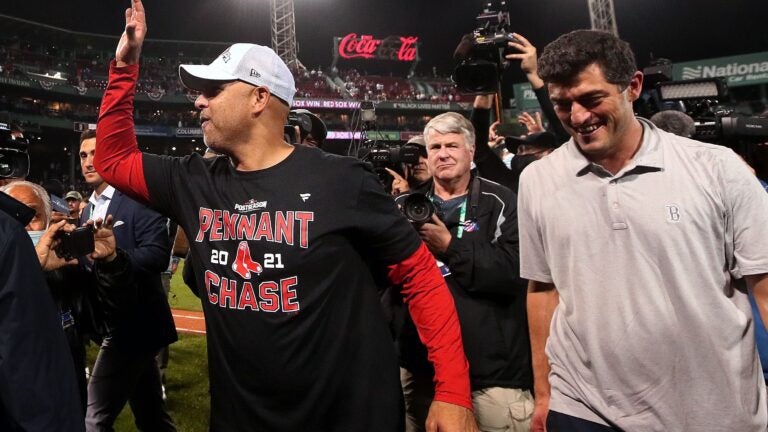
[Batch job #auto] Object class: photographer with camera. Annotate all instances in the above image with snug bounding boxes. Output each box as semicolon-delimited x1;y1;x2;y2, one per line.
0;122;30;187
385;135;431;196
1;180;134;416
0;188;84;431
396;112;531;431
285;108;328;148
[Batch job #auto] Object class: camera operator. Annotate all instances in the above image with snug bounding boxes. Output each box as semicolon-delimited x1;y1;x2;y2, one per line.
1;180;134;415
0;187;83;431
385;135;431;196
287;108;328;148
395;112;531;431
470;94;557;193
504;33;569;143
0;122;29;187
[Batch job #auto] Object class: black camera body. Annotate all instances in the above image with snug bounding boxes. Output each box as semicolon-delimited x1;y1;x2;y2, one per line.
399;193;435;225
0;123;30;180
55;225;95;260
452;10;515;94
364;141;424;170
284;111;313;144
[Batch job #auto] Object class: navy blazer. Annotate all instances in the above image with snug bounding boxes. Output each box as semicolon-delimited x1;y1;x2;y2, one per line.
82;188;177;352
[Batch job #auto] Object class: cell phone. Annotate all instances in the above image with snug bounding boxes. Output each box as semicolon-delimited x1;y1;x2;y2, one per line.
55;225;95;260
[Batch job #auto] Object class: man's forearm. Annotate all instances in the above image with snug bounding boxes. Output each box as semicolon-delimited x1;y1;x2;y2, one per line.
95;62;150;203
389;242;473;410
528;281;558;400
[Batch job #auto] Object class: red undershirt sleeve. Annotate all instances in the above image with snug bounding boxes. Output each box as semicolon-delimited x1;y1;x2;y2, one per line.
388;242;473;411
94;61;150;204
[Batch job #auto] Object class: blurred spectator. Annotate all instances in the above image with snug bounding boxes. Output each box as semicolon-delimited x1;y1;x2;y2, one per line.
650;110;696;138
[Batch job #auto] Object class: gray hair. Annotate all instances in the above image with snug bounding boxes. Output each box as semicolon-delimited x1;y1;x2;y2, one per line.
650;110;696;138
423;112;475;150
0;180;52;227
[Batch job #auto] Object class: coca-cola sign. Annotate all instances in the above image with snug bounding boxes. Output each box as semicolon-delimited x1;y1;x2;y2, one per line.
336;33;419;62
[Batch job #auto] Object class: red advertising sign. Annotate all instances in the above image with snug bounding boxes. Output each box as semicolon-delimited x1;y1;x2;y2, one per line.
337;33;419;62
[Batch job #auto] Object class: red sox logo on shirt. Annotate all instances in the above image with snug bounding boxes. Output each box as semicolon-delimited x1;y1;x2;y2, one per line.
232;241;263;279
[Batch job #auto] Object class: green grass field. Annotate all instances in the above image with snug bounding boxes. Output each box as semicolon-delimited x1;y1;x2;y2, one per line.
168;260;203;312
87;261;210;431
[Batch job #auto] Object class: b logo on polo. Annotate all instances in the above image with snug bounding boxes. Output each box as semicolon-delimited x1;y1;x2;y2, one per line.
665;204;681;223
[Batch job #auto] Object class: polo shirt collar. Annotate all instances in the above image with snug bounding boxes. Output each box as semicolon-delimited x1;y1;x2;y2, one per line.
565;117;665;178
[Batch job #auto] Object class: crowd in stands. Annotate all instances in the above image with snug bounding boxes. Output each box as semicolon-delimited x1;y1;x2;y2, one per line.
3;31;463;104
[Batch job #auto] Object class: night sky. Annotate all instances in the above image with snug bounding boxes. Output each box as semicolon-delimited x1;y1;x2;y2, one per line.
1;0;766;81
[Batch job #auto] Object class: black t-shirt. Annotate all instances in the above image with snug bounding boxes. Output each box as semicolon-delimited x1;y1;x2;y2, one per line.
143;145;420;431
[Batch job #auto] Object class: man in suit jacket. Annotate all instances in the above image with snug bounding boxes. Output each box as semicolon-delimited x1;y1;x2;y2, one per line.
78;129;177;432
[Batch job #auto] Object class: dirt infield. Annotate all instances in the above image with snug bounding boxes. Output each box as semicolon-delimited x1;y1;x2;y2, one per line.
172;309;206;335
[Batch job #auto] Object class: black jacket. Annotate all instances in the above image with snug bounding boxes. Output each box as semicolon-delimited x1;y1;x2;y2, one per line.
81;189;176;352
0;193;84;431
396;177;532;391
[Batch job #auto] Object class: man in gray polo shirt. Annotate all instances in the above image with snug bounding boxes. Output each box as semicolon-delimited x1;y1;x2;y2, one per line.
518;29;768;431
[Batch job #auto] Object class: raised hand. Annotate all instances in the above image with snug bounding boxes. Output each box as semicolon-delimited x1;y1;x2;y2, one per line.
518;111;545;134
384;167;411;196
115;0;147;66
505;33;544;89
87;215;117;262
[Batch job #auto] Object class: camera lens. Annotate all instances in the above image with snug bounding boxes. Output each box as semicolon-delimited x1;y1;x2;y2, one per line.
402;193;435;224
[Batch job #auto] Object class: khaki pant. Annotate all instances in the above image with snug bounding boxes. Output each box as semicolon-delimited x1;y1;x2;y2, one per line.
401;366;533;432
472;387;533;432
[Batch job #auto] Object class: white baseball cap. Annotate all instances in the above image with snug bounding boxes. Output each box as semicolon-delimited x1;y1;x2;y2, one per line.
179;43;297;106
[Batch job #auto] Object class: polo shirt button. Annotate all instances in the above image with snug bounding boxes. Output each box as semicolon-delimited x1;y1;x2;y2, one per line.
612;202;619;209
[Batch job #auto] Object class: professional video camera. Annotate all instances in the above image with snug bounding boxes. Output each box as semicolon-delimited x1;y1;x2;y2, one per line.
653;78;768;143
452;5;515;94
0;123;29;179
284;110;313;144
359;141;424;170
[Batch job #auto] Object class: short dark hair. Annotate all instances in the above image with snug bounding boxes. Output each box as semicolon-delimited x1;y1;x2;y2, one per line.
538;30;637;87
79;128;96;144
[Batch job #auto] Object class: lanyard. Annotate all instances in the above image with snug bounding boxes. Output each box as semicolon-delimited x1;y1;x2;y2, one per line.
429;195;469;239
456;200;467;239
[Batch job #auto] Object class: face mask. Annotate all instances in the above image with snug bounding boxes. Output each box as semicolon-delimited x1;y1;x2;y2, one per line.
28;230;45;246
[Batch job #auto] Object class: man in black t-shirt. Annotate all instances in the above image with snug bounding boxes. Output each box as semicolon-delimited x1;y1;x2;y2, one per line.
94;1;476;431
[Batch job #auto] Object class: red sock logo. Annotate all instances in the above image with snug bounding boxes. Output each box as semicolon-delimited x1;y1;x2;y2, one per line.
232;241;263;279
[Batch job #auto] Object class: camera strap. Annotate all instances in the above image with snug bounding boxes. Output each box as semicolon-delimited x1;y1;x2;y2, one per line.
457;176;481;239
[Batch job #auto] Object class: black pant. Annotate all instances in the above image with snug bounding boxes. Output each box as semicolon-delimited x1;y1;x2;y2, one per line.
547;410;620;432
85;337;176;432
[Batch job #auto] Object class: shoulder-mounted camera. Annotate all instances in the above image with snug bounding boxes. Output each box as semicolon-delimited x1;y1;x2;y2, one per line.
0;123;30;179
452;9;516;94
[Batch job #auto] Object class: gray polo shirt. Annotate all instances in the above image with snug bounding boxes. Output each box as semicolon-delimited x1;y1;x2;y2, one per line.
518;118;768;431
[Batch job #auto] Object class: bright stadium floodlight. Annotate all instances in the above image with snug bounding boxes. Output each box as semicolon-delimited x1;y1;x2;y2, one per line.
657;78;727;101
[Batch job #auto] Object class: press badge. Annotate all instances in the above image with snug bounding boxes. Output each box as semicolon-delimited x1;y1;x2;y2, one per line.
61;309;75;330
436;259;451;277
